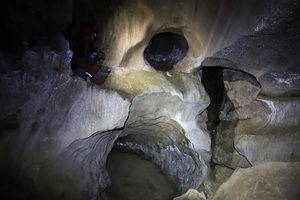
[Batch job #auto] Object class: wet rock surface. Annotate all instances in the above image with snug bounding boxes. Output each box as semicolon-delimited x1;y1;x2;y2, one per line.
174;189;206;200
207;162;300;200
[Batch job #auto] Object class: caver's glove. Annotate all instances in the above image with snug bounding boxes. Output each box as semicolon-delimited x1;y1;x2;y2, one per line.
87;52;98;63
97;50;105;60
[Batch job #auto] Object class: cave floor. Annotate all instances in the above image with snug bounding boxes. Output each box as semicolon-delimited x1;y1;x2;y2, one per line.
100;147;181;200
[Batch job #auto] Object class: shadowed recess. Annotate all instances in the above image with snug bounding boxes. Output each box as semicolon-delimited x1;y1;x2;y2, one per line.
144;32;189;71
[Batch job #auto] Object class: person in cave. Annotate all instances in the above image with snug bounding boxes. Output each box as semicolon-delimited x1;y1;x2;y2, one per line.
69;23;105;80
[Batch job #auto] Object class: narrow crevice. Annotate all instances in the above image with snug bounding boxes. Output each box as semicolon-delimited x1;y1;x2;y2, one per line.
199;66;261;179
199;67;225;148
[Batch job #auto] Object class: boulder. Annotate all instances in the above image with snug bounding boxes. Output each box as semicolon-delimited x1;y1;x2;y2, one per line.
174;189;206;200
208;162;300;200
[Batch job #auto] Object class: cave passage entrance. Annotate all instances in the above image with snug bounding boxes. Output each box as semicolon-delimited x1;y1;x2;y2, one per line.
144;32;189;72
101;144;181;200
200;67;225;130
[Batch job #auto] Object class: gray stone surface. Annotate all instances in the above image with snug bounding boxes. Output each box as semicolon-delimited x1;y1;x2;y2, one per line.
213;66;300;168
214;165;234;183
203;179;222;198
207;162;300;200
235;97;300;165
116;92;209;193
102;148;181;200
0;47;131;199
213;72;264;168
37;130;122;200
174;189;206;200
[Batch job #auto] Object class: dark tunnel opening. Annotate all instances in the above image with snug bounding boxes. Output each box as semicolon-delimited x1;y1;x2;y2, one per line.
199;67;225;172
144;32;189;72
101;142;181;200
200;67;225;130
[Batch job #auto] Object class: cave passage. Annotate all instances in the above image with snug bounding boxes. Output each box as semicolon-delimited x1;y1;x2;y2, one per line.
200;67;225;128
144;32;189;71
102;146;181;200
200;67;225;174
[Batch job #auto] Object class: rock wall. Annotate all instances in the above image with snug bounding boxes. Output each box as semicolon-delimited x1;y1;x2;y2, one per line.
0;36;131;199
208;162;300;200
73;0;267;72
0;0;300;199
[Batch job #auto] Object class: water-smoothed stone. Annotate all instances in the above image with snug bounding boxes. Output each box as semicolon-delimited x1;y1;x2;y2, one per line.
207;162;300;200
213;75;271;168
214;165;234;183
214;70;300;168
174;189;206;200
126;92;210;153
259;67;300;97
234;97;300;165
37;130;122;200
203;179;222;198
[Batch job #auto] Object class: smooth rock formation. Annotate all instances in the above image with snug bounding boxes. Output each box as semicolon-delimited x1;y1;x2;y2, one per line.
212;67;300;168
0;44;131;199
235;97;300;165
116;91;210;193
174;189;206;200
207;162;300;200
214;165;234;183
203;179;222;198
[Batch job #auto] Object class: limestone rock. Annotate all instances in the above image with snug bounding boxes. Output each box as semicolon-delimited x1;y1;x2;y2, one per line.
115;91;210;192
203;179;222;198
213;78;258;168
126;90;210;153
215;165;234;183
0;49;131;199
212;67;300;167
259;67;300;97
202;165;234;197
207;162;300;200
234;97;300;165
37;130;122;200
174;189;206;200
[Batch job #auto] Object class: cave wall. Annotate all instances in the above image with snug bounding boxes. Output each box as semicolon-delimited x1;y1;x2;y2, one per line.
0;0;300;199
76;0;267;72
